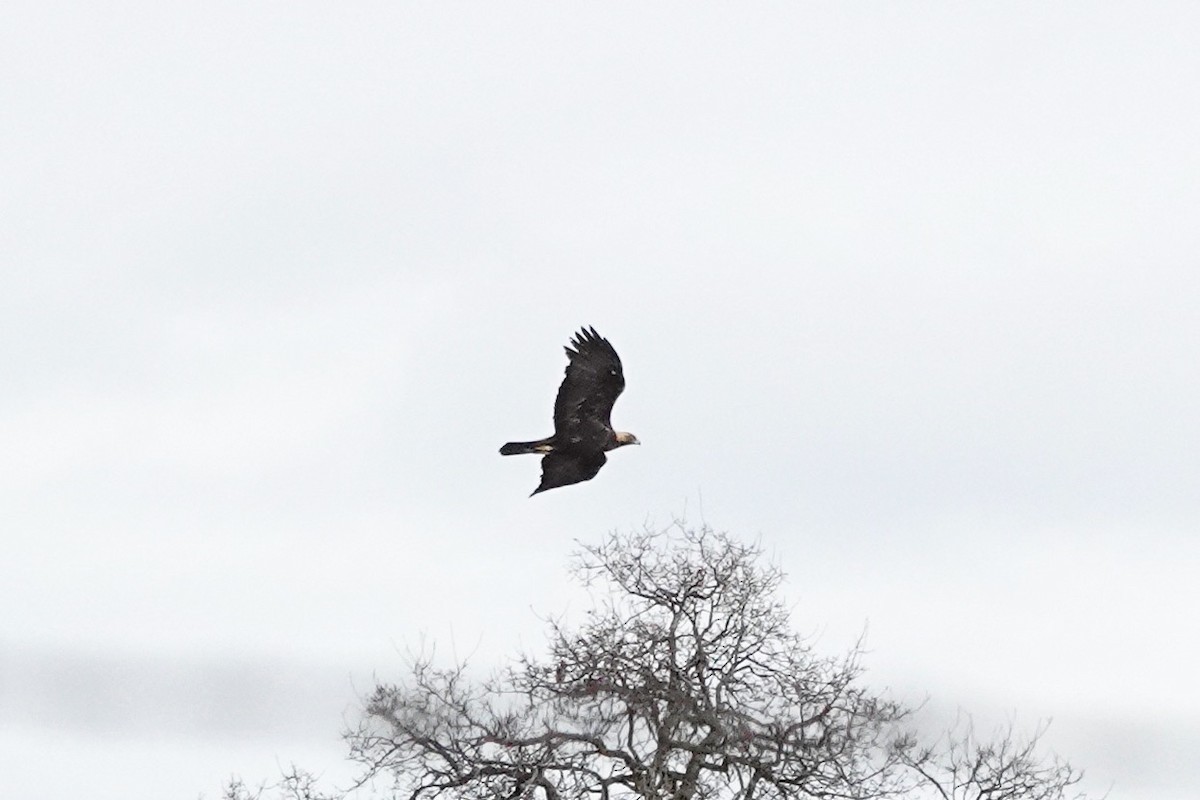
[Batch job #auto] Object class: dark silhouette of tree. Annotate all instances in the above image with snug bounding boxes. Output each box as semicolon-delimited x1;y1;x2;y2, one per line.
224;524;1089;800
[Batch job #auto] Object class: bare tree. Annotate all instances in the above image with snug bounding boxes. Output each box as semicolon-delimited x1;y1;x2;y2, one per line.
340;525;1087;800
898;717;1089;800
226;523;1089;800
220;768;341;800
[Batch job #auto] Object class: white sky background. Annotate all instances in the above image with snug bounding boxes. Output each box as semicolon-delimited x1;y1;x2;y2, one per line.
2;3;1198;798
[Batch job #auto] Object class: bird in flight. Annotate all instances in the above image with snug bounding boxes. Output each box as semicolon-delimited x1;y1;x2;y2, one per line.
500;327;639;495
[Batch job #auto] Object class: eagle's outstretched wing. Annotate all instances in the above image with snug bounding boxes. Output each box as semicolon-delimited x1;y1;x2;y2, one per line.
552;326;625;440
532;451;607;496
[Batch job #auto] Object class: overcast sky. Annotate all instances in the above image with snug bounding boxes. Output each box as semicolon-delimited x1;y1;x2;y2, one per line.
3;3;1198;799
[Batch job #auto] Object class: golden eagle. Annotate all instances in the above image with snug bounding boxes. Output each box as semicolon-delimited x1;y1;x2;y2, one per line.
500;326;639;495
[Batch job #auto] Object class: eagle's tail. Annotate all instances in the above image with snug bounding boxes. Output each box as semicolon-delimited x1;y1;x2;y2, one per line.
499;438;554;456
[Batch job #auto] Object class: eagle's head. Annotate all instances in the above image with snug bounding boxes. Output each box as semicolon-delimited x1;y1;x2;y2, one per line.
613;431;641;448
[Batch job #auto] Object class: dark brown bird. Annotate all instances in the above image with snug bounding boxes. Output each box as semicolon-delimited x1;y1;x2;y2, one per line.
500;326;639;495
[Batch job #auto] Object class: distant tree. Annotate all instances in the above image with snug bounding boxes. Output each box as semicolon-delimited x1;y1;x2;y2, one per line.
225;524;1088;800
898;717;1089;800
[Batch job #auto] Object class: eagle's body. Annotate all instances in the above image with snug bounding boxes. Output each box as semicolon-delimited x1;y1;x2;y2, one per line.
501;327;639;495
